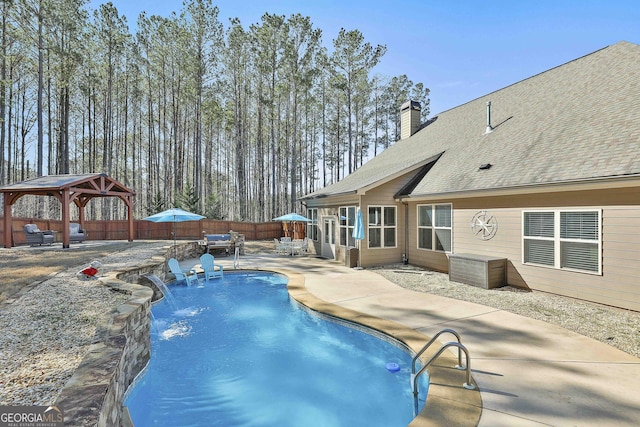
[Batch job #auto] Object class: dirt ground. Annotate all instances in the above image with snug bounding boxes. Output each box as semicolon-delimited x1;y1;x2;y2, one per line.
0;242;151;305
0;240;277;306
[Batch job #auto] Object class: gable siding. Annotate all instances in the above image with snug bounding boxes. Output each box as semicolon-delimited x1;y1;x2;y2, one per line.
407;187;640;311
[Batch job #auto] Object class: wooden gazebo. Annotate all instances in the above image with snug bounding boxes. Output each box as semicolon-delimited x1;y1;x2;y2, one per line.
0;173;135;248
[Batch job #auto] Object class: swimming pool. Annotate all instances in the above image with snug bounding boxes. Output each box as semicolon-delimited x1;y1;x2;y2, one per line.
125;272;428;426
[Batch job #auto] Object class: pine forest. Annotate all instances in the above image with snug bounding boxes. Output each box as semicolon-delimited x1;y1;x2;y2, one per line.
0;0;430;222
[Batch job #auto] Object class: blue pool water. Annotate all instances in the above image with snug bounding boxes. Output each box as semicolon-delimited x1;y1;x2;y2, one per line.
126;272;428;426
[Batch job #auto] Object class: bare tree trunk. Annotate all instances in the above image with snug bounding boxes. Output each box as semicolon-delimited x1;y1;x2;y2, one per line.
37;2;44;177
0;2;7;185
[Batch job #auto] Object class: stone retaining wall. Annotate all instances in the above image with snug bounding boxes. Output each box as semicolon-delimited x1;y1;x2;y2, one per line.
54;242;201;427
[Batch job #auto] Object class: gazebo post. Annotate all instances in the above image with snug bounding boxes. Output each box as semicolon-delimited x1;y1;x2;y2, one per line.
78;203;85;229
3;199;12;248
127;197;134;242
61;189;71;249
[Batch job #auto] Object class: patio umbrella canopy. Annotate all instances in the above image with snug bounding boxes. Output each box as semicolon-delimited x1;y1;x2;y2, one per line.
272;213;312;222
352;208;365;268
273;213;312;239
352;209;365;241
144;208;205;254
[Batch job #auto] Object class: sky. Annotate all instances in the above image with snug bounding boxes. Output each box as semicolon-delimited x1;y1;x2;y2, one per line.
88;0;640;116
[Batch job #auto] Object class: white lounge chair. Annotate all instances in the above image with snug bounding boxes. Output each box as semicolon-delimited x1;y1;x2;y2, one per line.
199;253;223;280
168;258;198;286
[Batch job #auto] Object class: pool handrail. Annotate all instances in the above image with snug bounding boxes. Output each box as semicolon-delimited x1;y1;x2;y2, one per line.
411;328;464;373
411;341;475;416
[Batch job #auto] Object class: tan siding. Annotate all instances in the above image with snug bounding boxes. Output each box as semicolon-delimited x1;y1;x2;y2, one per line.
406;189;640;311
409;249;450;272
359;173;415;267
453;207;521;260
313;180;640;310
406;201;452;272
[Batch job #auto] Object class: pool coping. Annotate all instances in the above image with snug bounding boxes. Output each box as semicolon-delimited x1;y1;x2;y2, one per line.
274;267;483;427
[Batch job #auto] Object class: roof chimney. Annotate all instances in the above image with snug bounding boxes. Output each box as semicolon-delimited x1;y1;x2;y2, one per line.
401;100;421;139
485;101;493;134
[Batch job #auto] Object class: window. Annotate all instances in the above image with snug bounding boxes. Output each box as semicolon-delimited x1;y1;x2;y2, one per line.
307;208;318;241
368;206;396;248
523;210;601;274
417;204;452;252
339;206;356;247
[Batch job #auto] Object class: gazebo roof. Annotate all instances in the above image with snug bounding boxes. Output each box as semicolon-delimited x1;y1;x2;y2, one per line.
0;173;135;197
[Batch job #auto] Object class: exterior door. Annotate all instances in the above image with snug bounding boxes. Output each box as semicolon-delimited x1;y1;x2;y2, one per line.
321;217;336;259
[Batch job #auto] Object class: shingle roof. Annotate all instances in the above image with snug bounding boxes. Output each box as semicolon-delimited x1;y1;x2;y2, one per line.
304;41;640;200
0;173;135;195
0;174;104;190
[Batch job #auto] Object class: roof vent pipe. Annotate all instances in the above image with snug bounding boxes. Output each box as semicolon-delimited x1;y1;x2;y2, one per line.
485;101;493;134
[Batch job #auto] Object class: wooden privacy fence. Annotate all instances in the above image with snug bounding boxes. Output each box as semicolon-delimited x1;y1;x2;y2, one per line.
1;218;289;246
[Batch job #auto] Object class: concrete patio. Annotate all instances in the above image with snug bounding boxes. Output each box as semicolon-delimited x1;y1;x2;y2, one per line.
208;253;640;426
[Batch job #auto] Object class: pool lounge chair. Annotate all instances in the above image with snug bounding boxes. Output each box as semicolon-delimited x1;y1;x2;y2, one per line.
23;223;54;246
168;258;199;286
199;253;224;280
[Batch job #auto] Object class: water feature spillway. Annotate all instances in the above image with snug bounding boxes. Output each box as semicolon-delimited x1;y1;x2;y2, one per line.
143;274;177;309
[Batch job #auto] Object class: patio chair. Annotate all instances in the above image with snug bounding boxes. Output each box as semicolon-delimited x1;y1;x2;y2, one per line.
167;258;198;286
274;238;286;254
291;239;305;256
23;223;54;246
302;237;309;254
199;253;223;280
69;223;86;243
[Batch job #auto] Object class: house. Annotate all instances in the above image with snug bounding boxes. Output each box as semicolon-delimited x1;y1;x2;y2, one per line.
301;41;640;312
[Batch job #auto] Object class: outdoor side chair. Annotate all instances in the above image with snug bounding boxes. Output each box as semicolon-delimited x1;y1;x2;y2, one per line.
23;223;54;246
168;258;199;286
199;253;223;280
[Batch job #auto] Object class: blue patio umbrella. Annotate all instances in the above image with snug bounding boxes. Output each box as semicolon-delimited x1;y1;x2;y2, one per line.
273;213;312;239
352;209;365;268
144;208;205;255
352;208;365;241
272;213;312;222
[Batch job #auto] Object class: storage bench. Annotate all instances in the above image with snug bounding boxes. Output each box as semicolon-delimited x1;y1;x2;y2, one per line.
449;253;506;289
